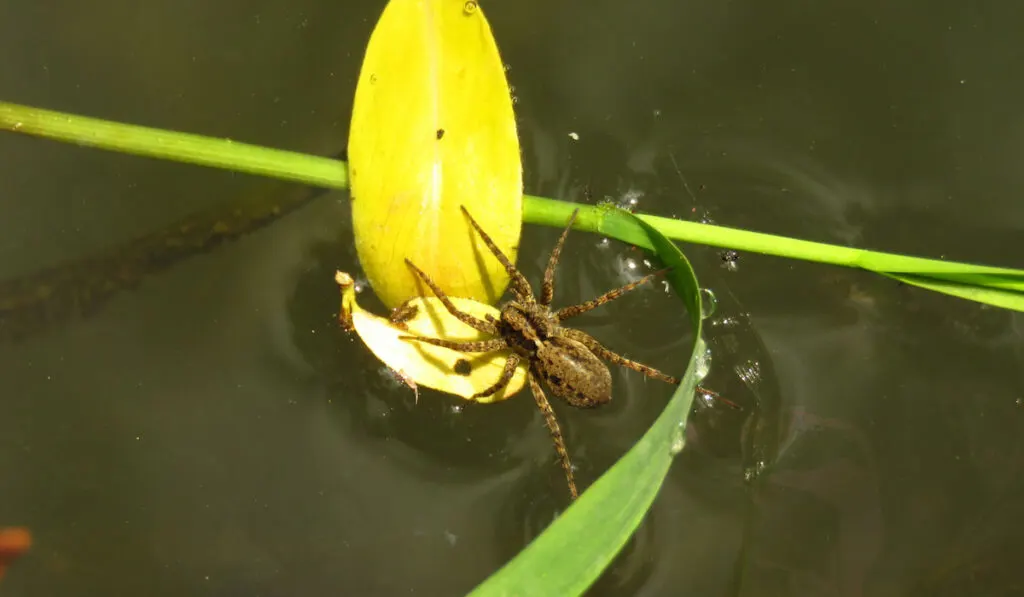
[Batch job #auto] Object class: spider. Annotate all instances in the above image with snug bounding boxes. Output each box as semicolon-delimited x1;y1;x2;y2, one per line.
400;205;682;500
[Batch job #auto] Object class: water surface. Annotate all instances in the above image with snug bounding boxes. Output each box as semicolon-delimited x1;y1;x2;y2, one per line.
1;0;1023;595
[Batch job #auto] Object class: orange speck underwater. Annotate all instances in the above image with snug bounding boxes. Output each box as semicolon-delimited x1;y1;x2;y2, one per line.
0;527;32;580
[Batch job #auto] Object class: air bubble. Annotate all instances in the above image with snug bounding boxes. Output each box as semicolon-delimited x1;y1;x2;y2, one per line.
699;288;717;319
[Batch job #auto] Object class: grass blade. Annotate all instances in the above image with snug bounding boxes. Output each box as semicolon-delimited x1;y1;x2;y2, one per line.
0;101;346;188
3;100;1023;311
467;208;704;597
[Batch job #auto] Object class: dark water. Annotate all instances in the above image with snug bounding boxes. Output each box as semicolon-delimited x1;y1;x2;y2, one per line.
2;0;1024;595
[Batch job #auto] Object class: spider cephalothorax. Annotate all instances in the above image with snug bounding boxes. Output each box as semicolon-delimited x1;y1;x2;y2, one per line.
401;206;680;499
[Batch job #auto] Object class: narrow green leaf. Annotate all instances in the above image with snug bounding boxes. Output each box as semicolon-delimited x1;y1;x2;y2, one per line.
0;101;346;189
467;208;704;597
521;196;1024;312
3;99;1024;311
883;272;1024;311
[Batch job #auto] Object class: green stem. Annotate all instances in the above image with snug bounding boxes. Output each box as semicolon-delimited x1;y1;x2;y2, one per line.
520;195;1024;280
0;102;346;189
3;100;1023;301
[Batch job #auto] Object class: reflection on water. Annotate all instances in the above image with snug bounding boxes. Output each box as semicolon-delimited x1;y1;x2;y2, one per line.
0;179;329;345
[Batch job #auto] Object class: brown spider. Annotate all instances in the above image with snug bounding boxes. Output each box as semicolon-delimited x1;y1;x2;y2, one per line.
400;206;681;500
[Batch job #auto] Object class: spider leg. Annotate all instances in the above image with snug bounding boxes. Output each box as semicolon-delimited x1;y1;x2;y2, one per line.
540;209;580;306
405;259;498;335
555;268;671;320
471;353;522;399
528;368;579;500
459;206;534;300
399;336;507;353
562;328;680;385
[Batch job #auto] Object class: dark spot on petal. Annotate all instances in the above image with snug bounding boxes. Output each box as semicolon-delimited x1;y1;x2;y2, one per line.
453;359;472;376
436;128;445;140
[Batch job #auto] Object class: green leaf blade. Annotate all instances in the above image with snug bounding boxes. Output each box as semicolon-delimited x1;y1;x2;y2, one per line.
467;209;704;597
0;101;347;189
884;272;1024;311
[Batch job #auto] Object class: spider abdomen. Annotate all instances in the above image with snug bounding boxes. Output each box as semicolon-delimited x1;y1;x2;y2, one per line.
534;336;613;408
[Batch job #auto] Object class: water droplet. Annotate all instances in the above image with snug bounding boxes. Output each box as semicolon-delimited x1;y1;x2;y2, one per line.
669;423;686;455
720;250;739;272
697;388;717;408
735;360;761;389
615;188;643;211
693;339;712;382
743;460;767;482
444;530;458;546
353;278;369;294
463;1;478;15
699;288;717;319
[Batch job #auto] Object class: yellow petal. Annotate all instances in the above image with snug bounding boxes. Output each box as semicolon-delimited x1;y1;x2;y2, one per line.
348;0;523;310
336;271;527;403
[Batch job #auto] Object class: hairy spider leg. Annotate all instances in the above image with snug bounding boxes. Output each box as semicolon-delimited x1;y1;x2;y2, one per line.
555;268;672;321
404;258;498;335
459;206;535;302
540;209;580;307
398;336;507;353
528;368;579;500
470;353;523;400
562;328;681;385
